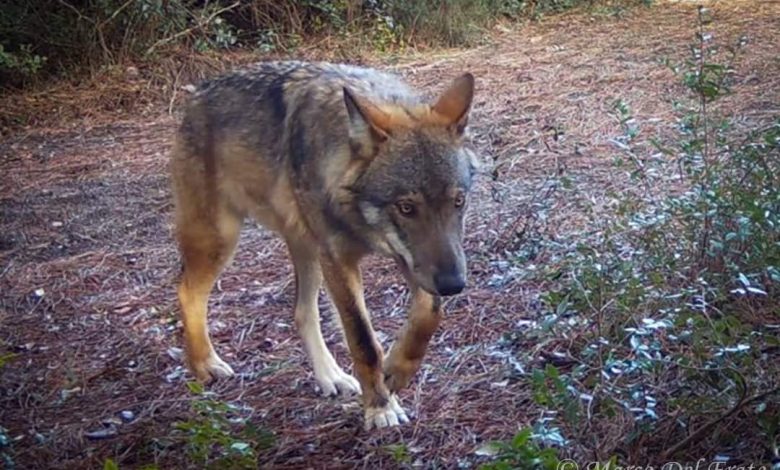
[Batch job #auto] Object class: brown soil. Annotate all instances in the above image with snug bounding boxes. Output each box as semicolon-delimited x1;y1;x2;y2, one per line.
1;1;778;468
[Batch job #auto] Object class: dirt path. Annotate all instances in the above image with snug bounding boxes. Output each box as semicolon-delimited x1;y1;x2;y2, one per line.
1;2;778;468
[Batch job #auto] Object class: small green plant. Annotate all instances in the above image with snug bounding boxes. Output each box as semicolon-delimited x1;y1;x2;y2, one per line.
102;458;160;470
0;43;46;85
173;382;273;469
103;458;119;470
370;11;404;52
531;365;581;424
384;443;412;464
0;352;16;369
193;9;240;52
479;428;560;470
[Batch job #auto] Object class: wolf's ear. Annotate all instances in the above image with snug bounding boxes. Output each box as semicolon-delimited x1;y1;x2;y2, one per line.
343;87;391;158
432;73;474;136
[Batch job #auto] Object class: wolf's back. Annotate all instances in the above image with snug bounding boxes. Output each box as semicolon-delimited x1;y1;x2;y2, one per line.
176;61;418;168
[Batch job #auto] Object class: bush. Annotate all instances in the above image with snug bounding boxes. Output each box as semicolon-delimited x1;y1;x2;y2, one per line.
0;44;45;84
479;428;560;469
484;6;779;464
171;382;273;469
0;0;649;88
0;0;243;86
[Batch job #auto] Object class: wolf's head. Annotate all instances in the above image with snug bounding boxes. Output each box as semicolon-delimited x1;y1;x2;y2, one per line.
344;73;477;297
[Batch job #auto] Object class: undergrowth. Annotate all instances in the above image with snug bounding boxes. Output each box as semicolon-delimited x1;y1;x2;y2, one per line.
484;6;779;467
0;0;653;134
0;0;651;88
100;382;272;469
170;382;274;469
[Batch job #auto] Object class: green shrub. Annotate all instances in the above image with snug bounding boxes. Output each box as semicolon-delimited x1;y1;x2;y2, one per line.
172;382;274;469
0;0;650;88
485;6;778;463
0;44;45;84
478;428;560;470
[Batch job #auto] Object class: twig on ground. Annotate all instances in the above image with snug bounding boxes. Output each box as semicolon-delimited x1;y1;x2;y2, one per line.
661;385;780;459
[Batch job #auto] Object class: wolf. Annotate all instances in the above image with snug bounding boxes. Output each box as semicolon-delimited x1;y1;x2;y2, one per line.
170;60;477;430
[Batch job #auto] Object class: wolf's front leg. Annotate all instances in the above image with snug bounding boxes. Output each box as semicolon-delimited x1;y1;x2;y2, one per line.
287;237;361;396
384;289;442;393
320;254;409;430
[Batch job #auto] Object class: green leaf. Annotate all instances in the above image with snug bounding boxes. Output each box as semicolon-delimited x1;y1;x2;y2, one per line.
511;428;533;448
0;353;17;369
186;381;205;395
230;442;251;454
103;459;119;470
474;442;501;457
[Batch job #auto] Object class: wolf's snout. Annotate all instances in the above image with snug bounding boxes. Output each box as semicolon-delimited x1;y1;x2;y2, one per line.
433;270;465;296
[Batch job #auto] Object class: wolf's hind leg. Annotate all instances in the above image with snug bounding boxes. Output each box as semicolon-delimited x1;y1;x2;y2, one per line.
287;237;361;396
177;208;241;382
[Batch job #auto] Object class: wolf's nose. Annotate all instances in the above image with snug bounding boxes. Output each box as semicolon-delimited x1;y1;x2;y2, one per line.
434;272;465;296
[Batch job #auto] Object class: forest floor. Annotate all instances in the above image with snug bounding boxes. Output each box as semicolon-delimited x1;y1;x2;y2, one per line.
1;1;778;468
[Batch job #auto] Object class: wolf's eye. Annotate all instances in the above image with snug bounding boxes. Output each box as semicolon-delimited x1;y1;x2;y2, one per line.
454;193;466;208
397;201;416;217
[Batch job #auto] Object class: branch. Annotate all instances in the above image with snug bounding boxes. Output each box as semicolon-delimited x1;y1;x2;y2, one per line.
144;1;240;56
56;0;95;24
661;385;780;459
97;0;136;28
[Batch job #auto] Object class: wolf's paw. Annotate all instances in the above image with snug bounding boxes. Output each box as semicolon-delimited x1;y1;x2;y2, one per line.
190;353;235;382
314;363;362;396
364;395;410;431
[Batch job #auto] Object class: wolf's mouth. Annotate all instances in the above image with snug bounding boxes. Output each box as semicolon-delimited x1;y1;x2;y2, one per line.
394;255;411;277
394;256;443;296
394;255;420;287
